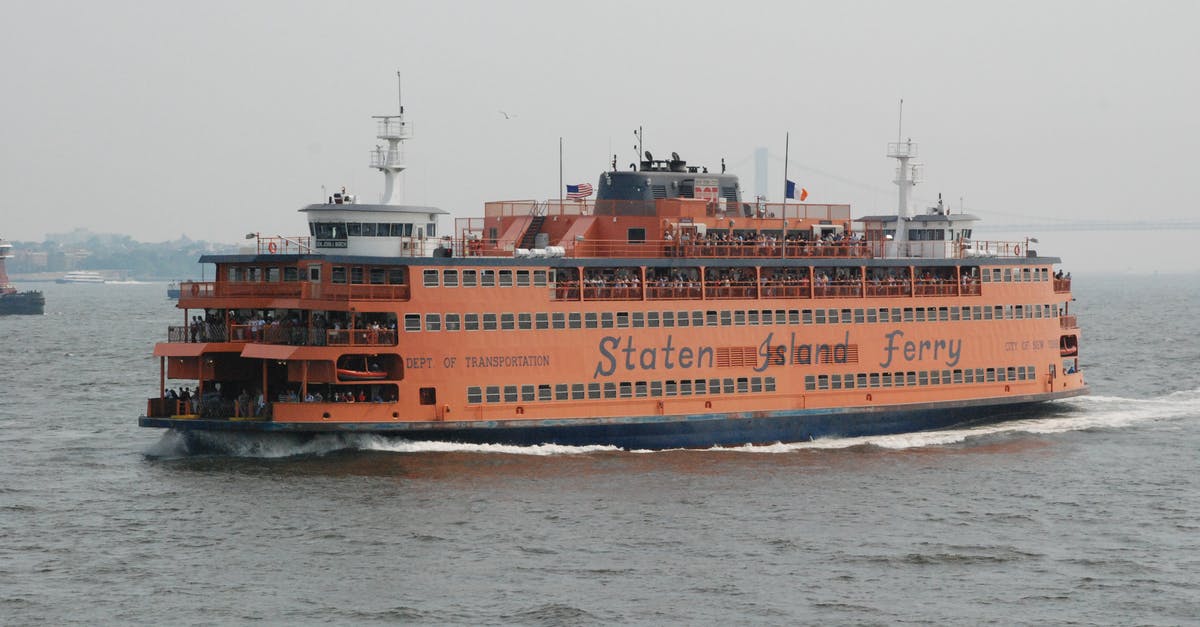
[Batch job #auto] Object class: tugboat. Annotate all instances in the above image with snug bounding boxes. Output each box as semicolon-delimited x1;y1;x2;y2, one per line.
138;82;1087;449
0;238;44;316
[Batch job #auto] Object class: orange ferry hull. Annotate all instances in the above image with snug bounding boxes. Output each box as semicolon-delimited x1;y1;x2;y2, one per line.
140;388;1085;450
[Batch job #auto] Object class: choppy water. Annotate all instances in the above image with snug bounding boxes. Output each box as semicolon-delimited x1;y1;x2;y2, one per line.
2;276;1198;625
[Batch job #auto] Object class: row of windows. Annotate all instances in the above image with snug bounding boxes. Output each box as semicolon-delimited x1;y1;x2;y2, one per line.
226;265;408;285
404;303;1063;332
467;376;778;404
423;268;551;288
804;365;1038;391
311;221;437;239
980;267;1051;283
421;266;1054;288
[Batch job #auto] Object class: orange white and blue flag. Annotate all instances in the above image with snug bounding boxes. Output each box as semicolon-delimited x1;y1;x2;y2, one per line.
786;180;808;201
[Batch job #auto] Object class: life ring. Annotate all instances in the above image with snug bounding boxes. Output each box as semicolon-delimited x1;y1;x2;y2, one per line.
1013;245;1020;256
267;242;278;254
190;283;199;297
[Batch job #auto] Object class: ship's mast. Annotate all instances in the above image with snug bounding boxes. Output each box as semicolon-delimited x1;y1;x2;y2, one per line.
370;71;412;205
886;100;920;246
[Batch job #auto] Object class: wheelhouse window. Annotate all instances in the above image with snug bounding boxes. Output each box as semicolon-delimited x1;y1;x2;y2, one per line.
331;267;347;284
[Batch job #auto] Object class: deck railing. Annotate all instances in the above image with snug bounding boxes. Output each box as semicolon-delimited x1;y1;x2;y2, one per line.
178;281;410;302
1053;278;1072;293
1060;315;1078;329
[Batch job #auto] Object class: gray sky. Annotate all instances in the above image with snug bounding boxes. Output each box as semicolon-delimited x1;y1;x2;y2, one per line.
2;0;1197;273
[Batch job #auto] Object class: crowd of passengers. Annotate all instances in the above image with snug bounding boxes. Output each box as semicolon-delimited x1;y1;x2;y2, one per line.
185;310;396;345
164;382;398;418
665;228;866;255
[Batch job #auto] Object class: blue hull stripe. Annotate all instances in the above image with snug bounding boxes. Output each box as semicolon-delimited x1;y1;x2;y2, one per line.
139;389;1086;449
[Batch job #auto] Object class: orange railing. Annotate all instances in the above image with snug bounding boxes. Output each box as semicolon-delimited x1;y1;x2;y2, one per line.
913;281;960;297
1060;315;1078;329
813;281;863;299
179;281;410;302
865;283;911;298
1053;278;1072;293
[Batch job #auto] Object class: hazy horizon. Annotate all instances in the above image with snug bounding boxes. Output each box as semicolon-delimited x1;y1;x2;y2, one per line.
3;0;1197;274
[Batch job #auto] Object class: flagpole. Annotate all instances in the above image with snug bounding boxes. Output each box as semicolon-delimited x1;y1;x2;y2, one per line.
558;137;563;211
782;132;789;259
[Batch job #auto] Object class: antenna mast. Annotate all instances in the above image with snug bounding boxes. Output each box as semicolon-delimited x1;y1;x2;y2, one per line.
371;71;413;204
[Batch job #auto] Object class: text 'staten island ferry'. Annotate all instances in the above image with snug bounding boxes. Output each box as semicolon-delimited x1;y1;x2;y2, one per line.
139;93;1087;449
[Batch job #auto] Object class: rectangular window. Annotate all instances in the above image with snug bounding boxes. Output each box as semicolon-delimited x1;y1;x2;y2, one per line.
499;270;513;287
350;267;364;284
618;382;632;399
814;309;826;324
462;269;478;287
518;313;532;330
585;313;598;329
404;314;421;332
666;380;678;396
482;313;498;331
504;386;519;402
332;266;347;284
723;378;735;394
425;314;441;332
748;310;760;326
486;386;501;403
761;310;773;325
552;384;566;401
536;313;550;330
601;312;614;328
444;313;461;331
662;311;675;327
367;268;385;285
571;383;585;400
284;266;299;282
650;381;663;397
501;313;515;330
467;387;482;404
266;267;280;282
422;269;439;287
387;268;406;285
632;312;645;328
707;310;719;326
482;270;496;287
568;312;582;329
604;383;617;399
720;310;732;326
805;375;816;391
734;310;746;326
516;270;530;287
521;385;535;402
647;311;660;327
634;381;648;398
765;377;776;392
533;270;548;287
442;270;458;287
588;383;602;400
464;313;480;331
692;311;705;327
617;312;630;328
736;377;749;393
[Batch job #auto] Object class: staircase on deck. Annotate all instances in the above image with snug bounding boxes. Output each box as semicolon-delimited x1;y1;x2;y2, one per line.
518;214;546;250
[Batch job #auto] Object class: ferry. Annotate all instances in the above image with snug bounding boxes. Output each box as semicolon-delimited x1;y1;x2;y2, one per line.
56;271;106;284
0;238;44;315
139;91;1087;449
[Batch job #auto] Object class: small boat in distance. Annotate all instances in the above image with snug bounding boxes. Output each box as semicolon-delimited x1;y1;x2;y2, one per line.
56;271;106;284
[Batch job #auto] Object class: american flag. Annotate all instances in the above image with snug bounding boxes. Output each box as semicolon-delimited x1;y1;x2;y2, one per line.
566;183;593;200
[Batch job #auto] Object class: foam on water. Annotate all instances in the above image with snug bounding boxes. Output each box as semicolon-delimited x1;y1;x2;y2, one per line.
144;388;1200;459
